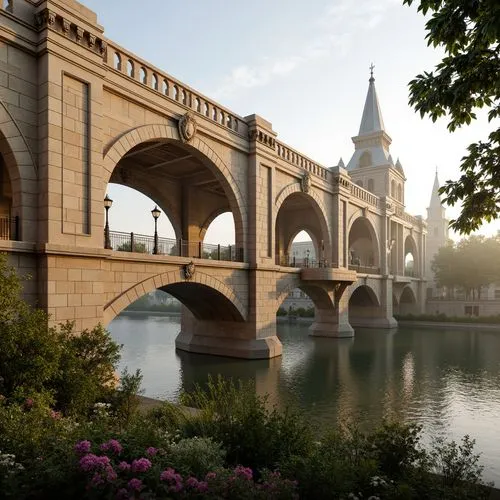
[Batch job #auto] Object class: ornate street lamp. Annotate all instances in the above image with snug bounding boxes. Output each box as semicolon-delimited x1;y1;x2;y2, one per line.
104;194;113;249
151;205;161;254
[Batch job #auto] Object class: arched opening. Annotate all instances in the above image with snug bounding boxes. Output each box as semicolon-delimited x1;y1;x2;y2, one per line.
359;151;371;168
104;184;178;253
151;74;158;91
105;132;244;260
391;179;396;198
114;52;122;71
348;284;380;325
348;217;380;274
199;212;237;261
275;192;330;268
162;80;169;96
399;286;417;315
397;183;402;202
140;67;147;85
404;235;418;276
127;60;134;78
367;178;374;193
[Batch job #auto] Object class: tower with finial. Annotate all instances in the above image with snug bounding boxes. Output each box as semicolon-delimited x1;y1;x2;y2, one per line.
425;168;449;292
346;65;406;203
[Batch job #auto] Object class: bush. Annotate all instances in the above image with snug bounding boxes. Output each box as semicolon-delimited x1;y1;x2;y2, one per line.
168;437;225;477
0;254;121;416
179;375;312;472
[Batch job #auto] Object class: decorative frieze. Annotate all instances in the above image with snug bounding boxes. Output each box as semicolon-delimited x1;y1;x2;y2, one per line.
34;8;107;58
249;129;276;150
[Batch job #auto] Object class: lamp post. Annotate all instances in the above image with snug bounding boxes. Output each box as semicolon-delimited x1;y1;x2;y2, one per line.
151;205;161;254
104;194;113;249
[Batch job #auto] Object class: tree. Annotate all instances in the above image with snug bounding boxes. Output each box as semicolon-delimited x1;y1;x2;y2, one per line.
404;0;500;234
431;235;500;298
0;254;121;414
117;241;148;253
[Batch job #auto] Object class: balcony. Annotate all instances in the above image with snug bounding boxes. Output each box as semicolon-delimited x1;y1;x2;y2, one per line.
107;230;244;262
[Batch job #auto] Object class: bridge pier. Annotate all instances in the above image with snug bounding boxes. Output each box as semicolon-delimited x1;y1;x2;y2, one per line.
176;308;282;359
309;291;354;337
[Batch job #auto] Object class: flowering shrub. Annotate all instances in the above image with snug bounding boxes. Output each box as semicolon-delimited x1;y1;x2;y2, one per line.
74;438;298;499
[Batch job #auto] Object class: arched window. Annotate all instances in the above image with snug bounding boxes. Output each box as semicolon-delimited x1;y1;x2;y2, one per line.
139;67;147;85
173;85;179;101
397;183;402;201
195;97;201;112
127;60;134;78
367;178;374;192
359;151;371;168
204;103;209;117
391;179;396;198
162;80;169;96
114;53;122;71
151;74;158;91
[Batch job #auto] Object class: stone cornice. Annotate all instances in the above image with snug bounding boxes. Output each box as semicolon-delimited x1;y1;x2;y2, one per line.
34;7;106;57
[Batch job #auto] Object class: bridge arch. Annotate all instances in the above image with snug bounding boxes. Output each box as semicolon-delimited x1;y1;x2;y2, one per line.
104;269;246;325
0;101;38;240
275;183;331;266
348;215;381;271
404;234;419;275
276;275;335;312
398;285;418;315
102;124;246;251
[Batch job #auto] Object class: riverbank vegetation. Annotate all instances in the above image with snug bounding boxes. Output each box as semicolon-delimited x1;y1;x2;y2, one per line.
0;255;493;499
395;313;500;324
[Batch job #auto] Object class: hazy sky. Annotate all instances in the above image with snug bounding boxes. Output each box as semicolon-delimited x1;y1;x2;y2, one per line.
81;0;498;243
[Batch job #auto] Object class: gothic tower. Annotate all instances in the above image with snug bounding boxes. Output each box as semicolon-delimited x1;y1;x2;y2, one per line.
425;170;449;294
346;68;406;205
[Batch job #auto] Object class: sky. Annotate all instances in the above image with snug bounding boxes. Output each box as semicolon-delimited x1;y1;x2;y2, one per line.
80;0;499;244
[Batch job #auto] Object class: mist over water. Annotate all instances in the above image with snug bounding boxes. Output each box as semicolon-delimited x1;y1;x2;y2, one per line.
109;314;500;485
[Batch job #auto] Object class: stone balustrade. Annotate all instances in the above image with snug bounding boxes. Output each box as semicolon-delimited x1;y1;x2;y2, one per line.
349;182;381;209
105;42;249;139
275;141;329;180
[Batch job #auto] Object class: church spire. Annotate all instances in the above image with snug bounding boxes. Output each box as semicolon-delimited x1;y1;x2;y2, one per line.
358;64;386;135
429;168;442;208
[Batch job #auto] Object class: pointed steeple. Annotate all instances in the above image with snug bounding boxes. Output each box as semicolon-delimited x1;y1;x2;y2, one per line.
358;67;386;135
429;169;442;208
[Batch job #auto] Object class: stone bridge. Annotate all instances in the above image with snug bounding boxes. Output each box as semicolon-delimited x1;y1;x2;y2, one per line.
0;0;426;359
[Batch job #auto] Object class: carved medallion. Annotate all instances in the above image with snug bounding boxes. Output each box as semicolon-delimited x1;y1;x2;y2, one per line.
178;112;197;143
300;171;311;194
184;261;195;280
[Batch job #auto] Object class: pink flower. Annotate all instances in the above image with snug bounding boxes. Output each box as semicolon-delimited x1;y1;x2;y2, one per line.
118;461;131;472
24;398;34;410
145;446;158;457
186;477;199;488
116;488;129;500
197;481;208;493
160;468;183;492
50;410;62;420
100;439;123;455
131;458;151;473
79;454;111;472
74;440;92;455
90;473;104;488
205;472;217;481
127;478;143;492
234;465;253;480
106;467;117;482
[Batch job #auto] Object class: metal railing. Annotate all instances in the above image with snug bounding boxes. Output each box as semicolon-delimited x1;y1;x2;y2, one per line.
0;216;19;241
348;264;381;275
107;230;244;262
277;255;331;268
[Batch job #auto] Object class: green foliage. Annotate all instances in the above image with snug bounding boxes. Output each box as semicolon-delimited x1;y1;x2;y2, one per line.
179;375;313;472
404;0;500;234
111;368;144;428
0;253;121;416
276;307;287;316
431;235;500;297
168;437;225;477
116;241;148;253
396;312;500;324
369;421;425;478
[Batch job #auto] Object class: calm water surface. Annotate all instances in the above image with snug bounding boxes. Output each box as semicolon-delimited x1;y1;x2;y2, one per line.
109;314;500;485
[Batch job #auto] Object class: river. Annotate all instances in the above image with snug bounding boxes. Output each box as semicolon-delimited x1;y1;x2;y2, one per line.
108;313;500;485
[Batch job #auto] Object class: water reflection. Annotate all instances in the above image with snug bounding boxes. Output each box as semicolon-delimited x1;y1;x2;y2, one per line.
109;314;500;484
